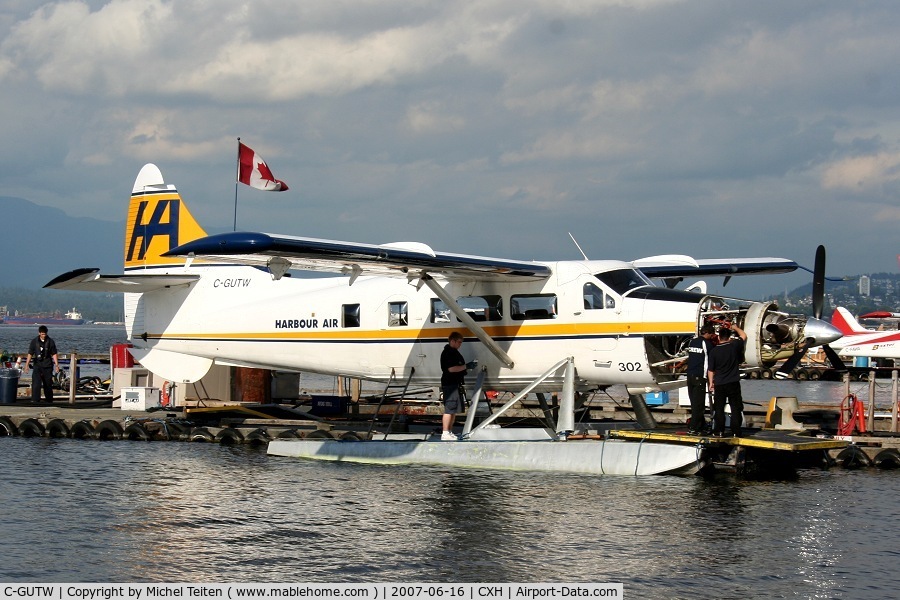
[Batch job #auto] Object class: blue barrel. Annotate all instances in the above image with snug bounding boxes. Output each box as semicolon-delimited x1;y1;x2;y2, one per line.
0;368;21;404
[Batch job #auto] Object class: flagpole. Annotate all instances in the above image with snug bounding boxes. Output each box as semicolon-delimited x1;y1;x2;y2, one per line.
234;137;241;231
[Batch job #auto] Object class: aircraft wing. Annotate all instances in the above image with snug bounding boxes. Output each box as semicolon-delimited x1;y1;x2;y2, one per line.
44;268;200;292
637;256;798;285
163;232;552;281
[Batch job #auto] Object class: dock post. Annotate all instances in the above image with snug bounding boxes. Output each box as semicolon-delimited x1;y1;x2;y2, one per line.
892;369;898;433
867;370;876;432
843;371;850;401
69;352;77;405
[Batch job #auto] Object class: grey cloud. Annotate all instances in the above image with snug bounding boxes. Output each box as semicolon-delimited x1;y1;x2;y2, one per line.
2;0;900;295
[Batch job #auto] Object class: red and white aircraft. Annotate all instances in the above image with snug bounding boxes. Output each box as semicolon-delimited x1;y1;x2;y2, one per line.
830;307;900;360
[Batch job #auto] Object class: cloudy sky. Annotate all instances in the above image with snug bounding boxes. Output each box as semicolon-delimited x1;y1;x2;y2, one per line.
3;0;900;298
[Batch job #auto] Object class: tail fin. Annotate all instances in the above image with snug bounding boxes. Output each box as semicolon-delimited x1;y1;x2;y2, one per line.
124;164;207;271
831;307;869;335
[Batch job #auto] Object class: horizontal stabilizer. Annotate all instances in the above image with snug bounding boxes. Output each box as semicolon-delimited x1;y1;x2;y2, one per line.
44;268;199;293
128;347;213;383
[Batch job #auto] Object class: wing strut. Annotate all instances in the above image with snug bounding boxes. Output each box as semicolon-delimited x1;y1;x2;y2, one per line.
419;274;515;368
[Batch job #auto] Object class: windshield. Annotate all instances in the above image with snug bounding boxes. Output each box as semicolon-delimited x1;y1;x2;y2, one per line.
596;268;654;296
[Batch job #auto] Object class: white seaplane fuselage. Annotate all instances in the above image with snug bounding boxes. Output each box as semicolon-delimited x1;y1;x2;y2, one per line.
127;258;704;392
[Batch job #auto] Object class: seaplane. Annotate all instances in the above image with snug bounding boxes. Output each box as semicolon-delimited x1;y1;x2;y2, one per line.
829;307;900;361
44;164;845;475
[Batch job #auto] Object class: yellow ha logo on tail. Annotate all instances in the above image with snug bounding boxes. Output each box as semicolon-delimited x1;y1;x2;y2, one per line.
124;164;207;270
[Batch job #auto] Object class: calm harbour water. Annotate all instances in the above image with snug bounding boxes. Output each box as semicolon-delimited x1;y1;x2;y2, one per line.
2;326;900;596
1;439;899;598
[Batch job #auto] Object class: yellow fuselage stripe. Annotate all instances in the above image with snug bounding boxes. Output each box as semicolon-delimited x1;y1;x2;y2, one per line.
148;321;695;341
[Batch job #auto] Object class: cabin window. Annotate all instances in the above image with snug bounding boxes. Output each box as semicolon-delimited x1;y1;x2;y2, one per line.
388;301;408;327
583;283;615;310
342;304;360;328
431;299;451;323
456;295;503;322
510;294;557;320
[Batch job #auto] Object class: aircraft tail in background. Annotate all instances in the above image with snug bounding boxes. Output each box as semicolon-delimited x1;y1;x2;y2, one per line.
831;307;871;335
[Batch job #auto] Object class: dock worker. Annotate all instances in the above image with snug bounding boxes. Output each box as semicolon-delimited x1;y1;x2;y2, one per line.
23;325;60;404
686;324;717;435
440;331;477;441
707;323;747;437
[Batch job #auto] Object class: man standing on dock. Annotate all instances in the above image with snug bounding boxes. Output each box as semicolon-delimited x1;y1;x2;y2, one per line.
686;324;717;434
707;323;747;437
440;331;477;441
23;325;59;403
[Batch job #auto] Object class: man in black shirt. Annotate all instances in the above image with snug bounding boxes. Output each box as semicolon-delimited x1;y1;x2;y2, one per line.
685;324;717;434
440;331;477;440
24;325;60;403
707;323;747;437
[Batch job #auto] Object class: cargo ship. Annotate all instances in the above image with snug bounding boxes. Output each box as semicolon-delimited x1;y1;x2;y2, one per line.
2;307;86;326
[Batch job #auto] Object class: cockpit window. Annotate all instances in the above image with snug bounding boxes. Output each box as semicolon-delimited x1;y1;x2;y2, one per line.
596;269;653;296
583;283;615;310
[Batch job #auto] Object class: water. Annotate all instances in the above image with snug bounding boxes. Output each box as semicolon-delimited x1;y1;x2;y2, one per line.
0;324;127;356
1;438;899;598
2;329;900;595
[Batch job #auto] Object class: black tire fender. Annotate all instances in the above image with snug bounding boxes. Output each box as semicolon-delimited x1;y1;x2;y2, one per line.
95;420;124;441
304;429;335;439
276;429;302;439
189;427;215;442
0;416;19;436
339;431;363;441
123;422;152;441
836;445;872;469
245;428;271;446
18;418;45;438
215;428;244;446
45;418;70;438
70;420;95;439
874;448;900;469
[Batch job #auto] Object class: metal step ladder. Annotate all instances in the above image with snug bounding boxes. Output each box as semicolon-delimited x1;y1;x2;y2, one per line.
367;367;415;440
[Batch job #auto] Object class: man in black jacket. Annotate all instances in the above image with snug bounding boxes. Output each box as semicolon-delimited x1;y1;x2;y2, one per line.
686;324;717;434
24;325;60;403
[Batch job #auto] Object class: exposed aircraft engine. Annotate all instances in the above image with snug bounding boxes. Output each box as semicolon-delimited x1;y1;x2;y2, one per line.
647;295;843;386
738;301;842;367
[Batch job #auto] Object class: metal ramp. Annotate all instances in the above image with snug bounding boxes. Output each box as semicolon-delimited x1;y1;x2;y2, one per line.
366;367;415;440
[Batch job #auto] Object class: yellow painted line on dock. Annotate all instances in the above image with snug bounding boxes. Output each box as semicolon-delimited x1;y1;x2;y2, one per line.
609;429;849;452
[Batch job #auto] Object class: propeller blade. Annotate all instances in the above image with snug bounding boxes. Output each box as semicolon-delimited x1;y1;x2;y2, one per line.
822;344;847;372
776;347;808;379
812;245;825;320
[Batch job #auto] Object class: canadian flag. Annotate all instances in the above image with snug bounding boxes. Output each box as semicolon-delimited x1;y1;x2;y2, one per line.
237;142;289;191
